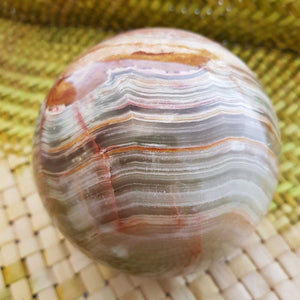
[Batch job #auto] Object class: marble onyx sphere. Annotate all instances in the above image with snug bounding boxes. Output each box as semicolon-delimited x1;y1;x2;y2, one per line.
33;28;280;277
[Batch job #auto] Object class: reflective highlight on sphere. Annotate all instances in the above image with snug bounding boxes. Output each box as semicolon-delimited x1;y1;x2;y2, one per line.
33;28;280;277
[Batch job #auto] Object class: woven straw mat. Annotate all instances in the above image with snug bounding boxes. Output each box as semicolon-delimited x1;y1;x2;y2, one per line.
0;0;300;299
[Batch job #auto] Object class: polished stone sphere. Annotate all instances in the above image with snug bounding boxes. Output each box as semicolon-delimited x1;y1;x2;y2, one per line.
33;28;280;277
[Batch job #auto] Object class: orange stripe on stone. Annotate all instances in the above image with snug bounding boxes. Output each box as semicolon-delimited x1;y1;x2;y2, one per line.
105;137;276;160
55;137;277;177
45;111;277;154
102;50;215;66
74;41;218;63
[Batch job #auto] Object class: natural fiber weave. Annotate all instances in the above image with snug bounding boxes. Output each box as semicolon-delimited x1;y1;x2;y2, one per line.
0;0;299;53
0;0;299;298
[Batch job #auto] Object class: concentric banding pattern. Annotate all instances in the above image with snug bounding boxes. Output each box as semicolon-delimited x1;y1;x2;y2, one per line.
33;28;280;277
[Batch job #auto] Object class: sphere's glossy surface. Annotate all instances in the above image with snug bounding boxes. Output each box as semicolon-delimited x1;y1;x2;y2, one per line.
33;28;280;277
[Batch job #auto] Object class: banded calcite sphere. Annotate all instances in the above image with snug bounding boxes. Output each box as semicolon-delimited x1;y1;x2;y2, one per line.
33;28;280;277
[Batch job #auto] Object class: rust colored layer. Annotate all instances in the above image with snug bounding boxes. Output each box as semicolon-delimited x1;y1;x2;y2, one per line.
103;50;215;66
79;40;217;59
45;111;277;155
45;53;207;108
55;136;278;179
46;78;76;108
105;137;276;159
